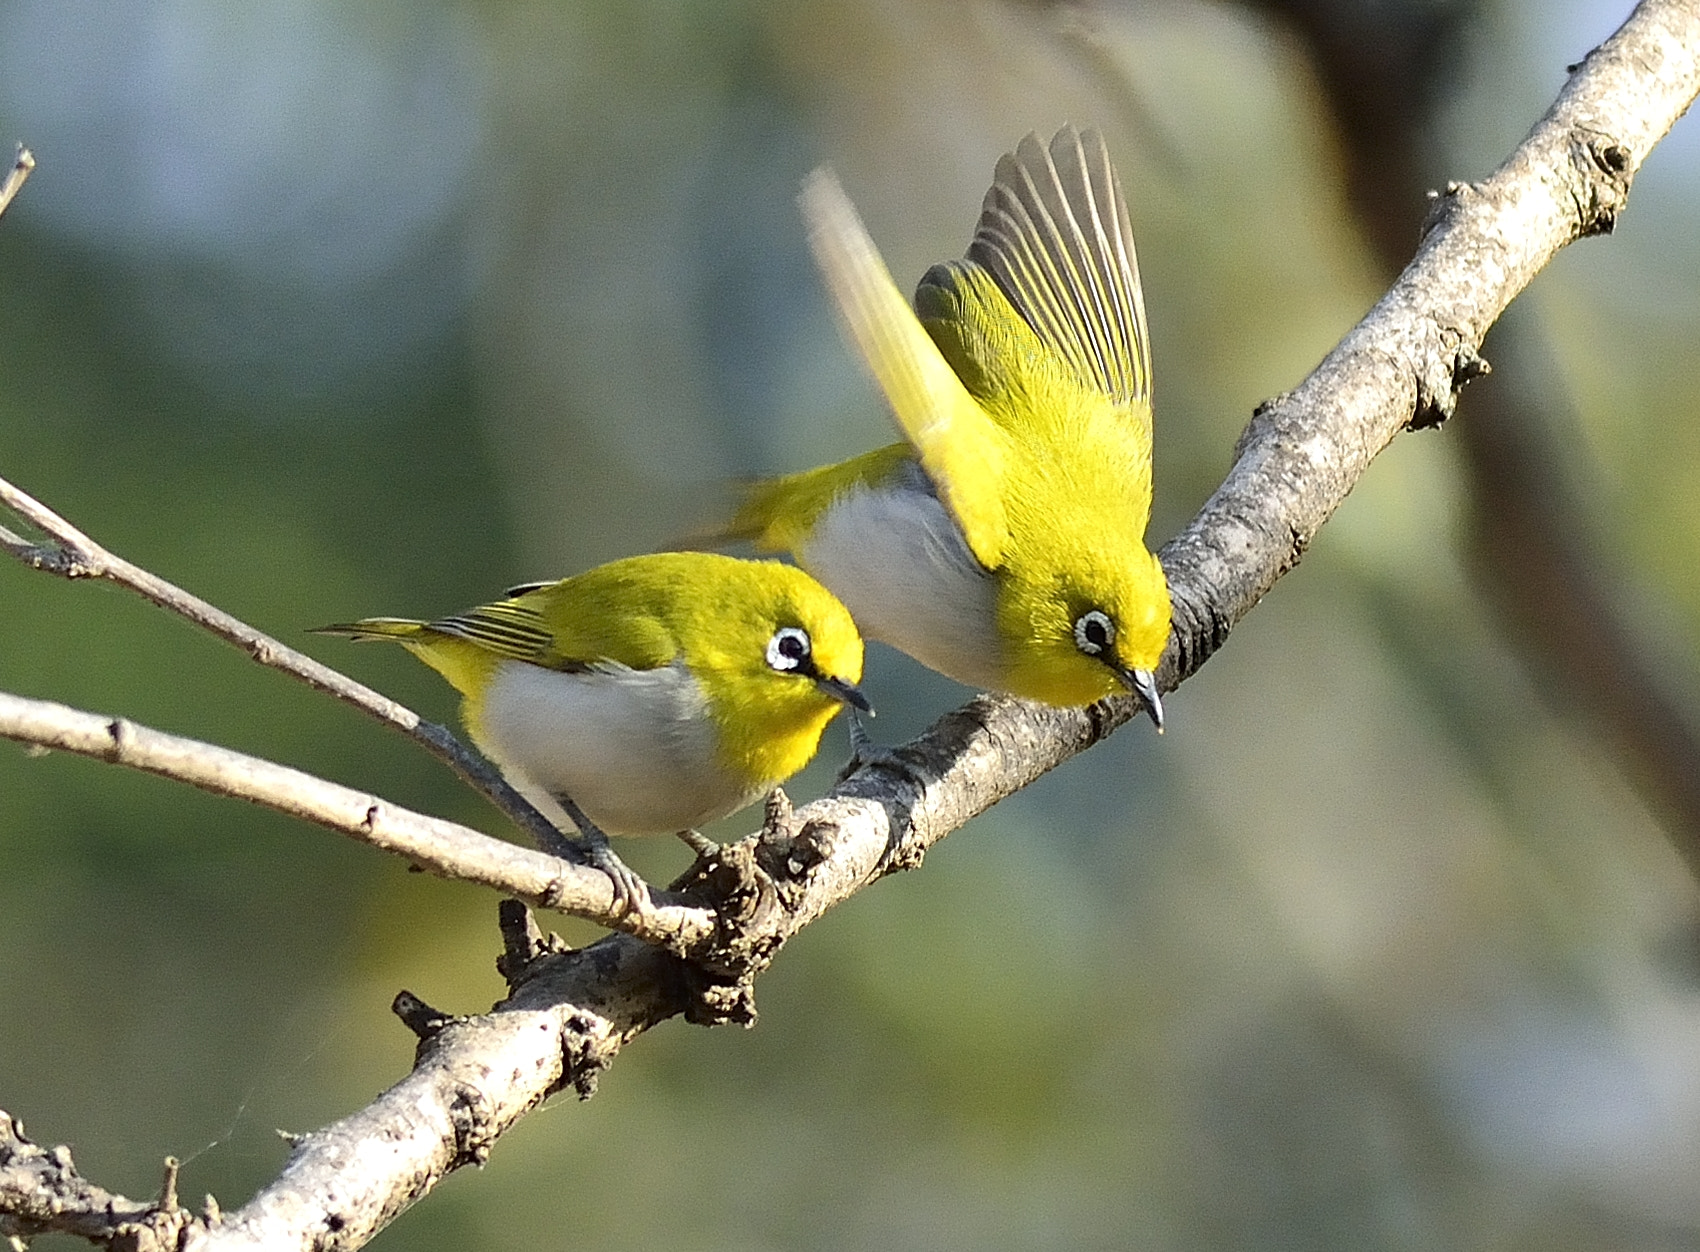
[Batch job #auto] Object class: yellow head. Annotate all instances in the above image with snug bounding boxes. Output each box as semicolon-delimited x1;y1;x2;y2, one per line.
943;265;1173;721
640;555;870;788
996;535;1169;714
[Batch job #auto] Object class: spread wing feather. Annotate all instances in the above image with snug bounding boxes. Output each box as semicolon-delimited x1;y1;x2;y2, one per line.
967;127;1151;425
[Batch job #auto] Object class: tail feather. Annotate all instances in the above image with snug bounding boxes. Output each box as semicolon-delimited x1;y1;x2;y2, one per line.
725;476;802;552
717;444;915;557
309;617;428;643
312;615;496;698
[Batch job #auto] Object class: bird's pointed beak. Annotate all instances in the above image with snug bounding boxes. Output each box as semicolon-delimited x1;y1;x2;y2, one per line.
816;674;873;716
1118;666;1164;733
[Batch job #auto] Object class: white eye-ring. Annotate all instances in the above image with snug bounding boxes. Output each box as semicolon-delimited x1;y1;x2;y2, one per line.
767;626;812;672
1073;609;1116;657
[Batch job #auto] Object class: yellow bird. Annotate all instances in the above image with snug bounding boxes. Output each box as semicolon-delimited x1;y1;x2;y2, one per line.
316;551;869;911
726;126;1169;726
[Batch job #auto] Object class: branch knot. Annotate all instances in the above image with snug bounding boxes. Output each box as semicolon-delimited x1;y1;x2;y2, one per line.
1570;130;1635;236
392;990;459;1041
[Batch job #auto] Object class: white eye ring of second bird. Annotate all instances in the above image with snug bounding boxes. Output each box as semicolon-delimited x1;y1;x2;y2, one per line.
1073;609;1116;656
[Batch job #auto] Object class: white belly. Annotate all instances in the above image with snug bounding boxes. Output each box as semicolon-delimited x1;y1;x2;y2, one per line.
800;479;1003;691
477;660;758;837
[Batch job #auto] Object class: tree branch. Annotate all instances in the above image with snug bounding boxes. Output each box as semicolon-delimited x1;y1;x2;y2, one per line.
0;1111;192;1251
4;1;1697;1247
0;690;716;949
0;146;32;220
0;473;580;861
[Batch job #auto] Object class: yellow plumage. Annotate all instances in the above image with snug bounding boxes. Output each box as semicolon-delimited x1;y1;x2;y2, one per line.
317;552;868;909
727;127;1170;721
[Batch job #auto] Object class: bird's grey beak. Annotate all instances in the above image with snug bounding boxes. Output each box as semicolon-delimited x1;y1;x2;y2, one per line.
1118;667;1164;733
816;674;873;715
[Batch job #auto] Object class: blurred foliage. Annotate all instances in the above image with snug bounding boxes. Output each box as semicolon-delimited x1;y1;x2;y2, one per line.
2;1;1699;1249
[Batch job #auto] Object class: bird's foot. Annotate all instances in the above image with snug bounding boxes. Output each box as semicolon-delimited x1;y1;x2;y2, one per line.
837;711;906;783
527;820;583;862
554;794;651;918
577;831;651;918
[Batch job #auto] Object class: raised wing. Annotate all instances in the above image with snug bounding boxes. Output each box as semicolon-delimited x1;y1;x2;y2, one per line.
968;127;1151;428
801;168;1009;571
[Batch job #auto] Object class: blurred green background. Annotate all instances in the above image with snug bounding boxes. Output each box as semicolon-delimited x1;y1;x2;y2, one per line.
4;0;1700;1248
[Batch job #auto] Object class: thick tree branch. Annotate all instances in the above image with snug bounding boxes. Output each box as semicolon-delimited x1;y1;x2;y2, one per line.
0;1111;192;1251
4;2;1696;1247
1164;0;1697;683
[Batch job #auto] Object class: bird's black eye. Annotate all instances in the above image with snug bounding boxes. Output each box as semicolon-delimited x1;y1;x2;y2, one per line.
1073;609;1116;656
767;626;812;672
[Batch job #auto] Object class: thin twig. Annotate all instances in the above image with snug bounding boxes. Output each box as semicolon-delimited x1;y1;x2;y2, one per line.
0;690;715;949
0;473;573;857
0;147;32;220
